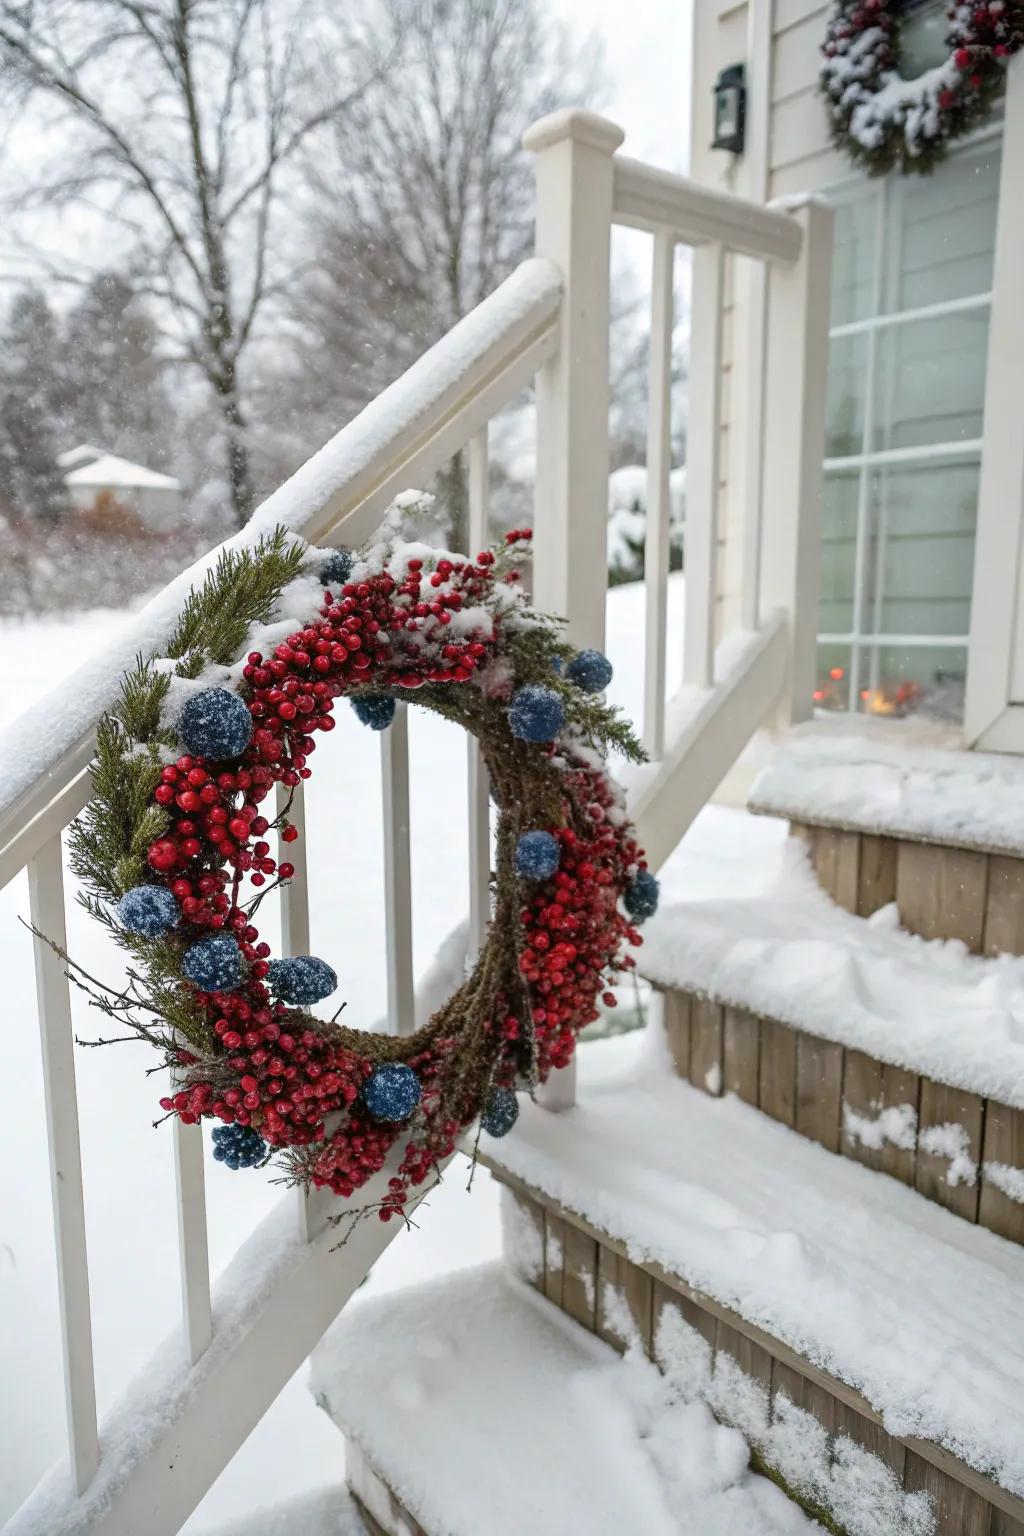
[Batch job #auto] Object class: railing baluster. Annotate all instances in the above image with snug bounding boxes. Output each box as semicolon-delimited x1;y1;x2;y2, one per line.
468;429;491;957
27;834;100;1493
644;231;676;759
276;781;331;1241
382;704;415;1035
683;240;725;690
172;1113;212;1364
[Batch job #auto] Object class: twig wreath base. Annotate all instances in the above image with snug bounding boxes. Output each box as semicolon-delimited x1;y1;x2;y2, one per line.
821;1;1023;177
69;501;655;1224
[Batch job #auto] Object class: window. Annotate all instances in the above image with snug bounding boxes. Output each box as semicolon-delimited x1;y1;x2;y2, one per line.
816;138;1002;720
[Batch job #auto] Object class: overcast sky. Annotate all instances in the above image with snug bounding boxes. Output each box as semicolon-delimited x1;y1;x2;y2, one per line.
551;0;693;172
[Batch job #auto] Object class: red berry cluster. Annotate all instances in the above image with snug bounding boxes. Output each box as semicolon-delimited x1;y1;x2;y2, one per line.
140;530;642;1222
518;755;644;1075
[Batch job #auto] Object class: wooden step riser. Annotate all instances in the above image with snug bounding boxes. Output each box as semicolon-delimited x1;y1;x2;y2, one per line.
496;1176;1024;1536
793;822;1024;956
661;989;1024;1247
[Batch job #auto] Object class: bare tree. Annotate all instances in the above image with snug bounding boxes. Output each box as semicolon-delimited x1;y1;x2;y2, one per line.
0;0;385;528
259;0;602;545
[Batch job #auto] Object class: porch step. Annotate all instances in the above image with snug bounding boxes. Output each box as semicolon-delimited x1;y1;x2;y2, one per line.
310;1262;818;1535
638;832;1024;1244
748;722;1024;954
481;1033;1024;1536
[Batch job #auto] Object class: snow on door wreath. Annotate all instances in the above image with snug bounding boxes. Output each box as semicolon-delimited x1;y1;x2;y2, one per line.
57;501;657;1237
821;2;1024;175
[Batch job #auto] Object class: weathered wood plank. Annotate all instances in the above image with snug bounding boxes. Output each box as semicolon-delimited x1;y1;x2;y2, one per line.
841;1050;919;1187
904;1448;993;1536
991;1508;1024;1535
896;842;988;952
759;1018;797;1126
813;826;841;900
833;830;861;912
857;834;899;918
690;997;724;1095
916;1081;984;1224
770;1358;805;1411
543;1210;565;1308
984;854;1024;957
795;1033;844;1152
803;1378;838;1436
979;1101;1024;1245
723;1007;761;1105
663;990;692;1078
561;1222;598;1330
836;1401;904;1477
595;1244;653;1353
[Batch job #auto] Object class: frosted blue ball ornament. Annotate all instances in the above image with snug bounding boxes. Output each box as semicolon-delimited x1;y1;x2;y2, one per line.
515;830;560;881
624;869;660;923
319;548;354;587
212;1123;266;1170
508;685;565;743
177;687;253;761
481;1087;519;1138
116;884;179;937
362;1063;422;1121
566;649;613;694
181;934;245;992
266;955;338;1005
351;694;396;731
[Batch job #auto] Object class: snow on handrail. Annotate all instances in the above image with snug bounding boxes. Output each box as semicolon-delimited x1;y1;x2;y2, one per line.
0;258;562;868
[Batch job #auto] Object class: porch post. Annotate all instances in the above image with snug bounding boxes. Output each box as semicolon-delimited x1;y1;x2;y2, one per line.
759;196;835;726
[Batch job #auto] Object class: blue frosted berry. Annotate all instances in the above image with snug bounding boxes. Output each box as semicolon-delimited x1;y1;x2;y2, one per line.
266;955;337;1005
361;1063;422;1121
351;694;396;731
481;1087;519;1138
181;934;245;992
566;649;613;693
624;869;659;922
508;685;565;743
319;548;354;587
116;884;179;937
515;830;560;881
212;1123;266;1170
177;687;252;761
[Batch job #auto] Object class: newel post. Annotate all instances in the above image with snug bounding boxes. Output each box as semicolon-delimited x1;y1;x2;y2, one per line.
525;109;623;1112
759;197;834;726
525;109;624;651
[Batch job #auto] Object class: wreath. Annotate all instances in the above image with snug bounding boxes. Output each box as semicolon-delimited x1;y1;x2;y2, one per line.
821;1;1024;176
64;502;654;1227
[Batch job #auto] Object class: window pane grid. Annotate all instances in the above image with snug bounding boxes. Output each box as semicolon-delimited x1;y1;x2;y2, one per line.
816;140;1001;722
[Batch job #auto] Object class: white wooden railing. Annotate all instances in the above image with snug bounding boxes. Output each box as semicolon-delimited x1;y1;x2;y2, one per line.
1;111;833;1535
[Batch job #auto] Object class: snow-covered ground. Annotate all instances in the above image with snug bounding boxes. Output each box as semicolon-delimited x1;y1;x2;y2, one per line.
0;572;752;1533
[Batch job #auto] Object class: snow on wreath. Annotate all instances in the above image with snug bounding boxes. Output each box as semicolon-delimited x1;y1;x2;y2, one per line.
820;1;1023;176
50;499;659;1239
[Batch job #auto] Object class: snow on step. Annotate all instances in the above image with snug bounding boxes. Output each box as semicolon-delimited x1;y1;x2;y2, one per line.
198;1484;363;1536
640;832;1024;1107
749;718;1024;855
485;1031;1024;1499
310;1262;815;1536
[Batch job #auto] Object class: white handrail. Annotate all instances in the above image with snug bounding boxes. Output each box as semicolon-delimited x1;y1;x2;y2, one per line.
612;156;804;263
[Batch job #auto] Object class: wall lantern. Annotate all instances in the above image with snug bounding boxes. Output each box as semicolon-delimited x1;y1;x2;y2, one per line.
712;64;746;154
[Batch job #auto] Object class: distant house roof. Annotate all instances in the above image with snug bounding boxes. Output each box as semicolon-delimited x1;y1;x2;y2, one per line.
63;453;181;493
57;443;106;470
